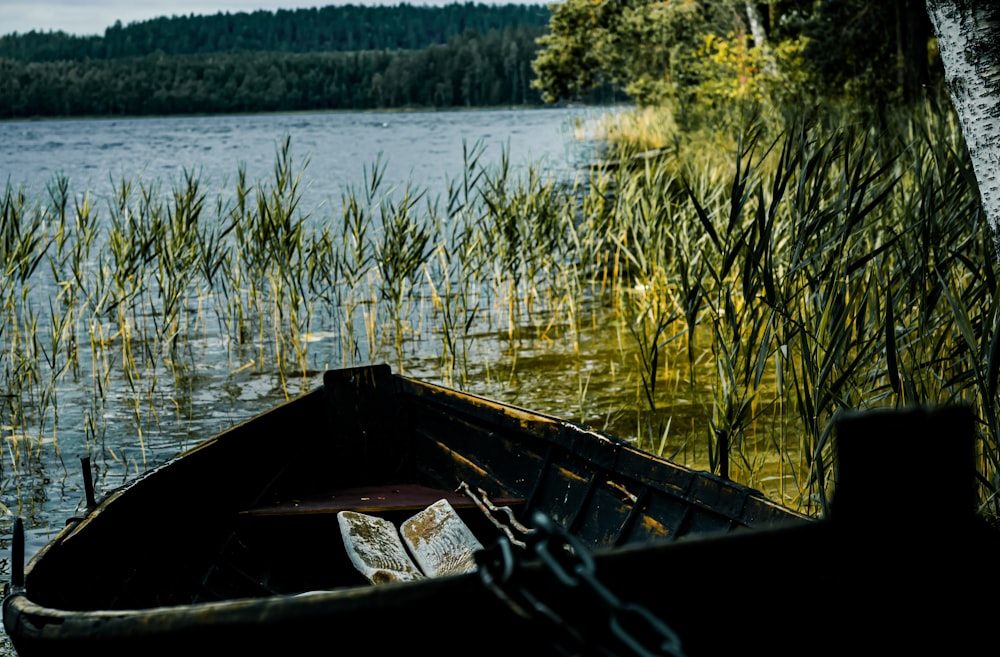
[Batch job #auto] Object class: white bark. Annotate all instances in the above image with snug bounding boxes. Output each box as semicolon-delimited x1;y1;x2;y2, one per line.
745;2;767;47
926;1;1000;259
745;1;777;77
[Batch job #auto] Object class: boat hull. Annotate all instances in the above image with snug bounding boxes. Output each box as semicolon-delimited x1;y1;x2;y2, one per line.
4;365;995;655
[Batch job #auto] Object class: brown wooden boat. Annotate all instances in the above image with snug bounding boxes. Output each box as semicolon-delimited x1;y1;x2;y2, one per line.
3;364;995;656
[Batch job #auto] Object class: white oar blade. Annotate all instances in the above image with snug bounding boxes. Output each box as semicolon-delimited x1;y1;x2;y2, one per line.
338;510;424;584
400;498;484;577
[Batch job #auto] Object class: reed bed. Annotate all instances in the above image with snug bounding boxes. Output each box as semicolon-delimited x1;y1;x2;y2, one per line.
0;102;997;521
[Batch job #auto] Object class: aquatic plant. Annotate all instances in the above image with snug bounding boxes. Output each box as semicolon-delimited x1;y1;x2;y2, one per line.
1;101;998;522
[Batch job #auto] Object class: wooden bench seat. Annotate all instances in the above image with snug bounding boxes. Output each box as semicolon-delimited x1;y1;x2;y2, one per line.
240;483;522;517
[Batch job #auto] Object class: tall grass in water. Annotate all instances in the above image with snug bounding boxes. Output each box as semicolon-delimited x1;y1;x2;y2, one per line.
593;100;999;515
1;102;998;520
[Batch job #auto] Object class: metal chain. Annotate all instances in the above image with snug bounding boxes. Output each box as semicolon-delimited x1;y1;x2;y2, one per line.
474;508;688;657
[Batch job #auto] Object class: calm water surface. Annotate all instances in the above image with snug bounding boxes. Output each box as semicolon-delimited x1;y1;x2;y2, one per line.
2;107;604;219
0;105;617;653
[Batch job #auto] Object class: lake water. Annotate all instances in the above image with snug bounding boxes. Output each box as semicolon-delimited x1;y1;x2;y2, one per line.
1;106;608;221
0;105;618;654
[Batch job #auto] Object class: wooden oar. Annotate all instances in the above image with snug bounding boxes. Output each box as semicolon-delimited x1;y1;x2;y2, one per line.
400;498;483;577
337;510;424;584
338;499;484;584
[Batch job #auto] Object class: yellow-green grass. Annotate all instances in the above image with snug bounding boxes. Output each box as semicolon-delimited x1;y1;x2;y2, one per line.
1;100;997;520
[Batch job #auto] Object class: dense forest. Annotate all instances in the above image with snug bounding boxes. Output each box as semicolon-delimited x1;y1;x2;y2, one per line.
0;1;945;122
0;3;568;118
0;3;551;60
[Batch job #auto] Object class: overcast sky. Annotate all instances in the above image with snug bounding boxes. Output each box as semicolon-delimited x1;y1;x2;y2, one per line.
1;0;539;37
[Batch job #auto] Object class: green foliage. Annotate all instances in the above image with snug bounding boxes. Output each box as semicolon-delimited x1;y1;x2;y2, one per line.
795;0;936;105
532;0;706;106
530;0;608;103
532;0;943;120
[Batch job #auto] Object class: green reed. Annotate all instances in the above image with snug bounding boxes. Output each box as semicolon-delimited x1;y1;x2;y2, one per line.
423;142;493;385
587;99;1000;515
2;102;999;519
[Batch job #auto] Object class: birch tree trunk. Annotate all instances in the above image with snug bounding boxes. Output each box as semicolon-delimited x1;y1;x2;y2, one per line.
745;2;767;47
925;1;1000;260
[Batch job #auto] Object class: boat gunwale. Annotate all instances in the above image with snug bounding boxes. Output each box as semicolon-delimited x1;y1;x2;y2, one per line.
395;373;809;525
3;515;819;642
18;385;330;564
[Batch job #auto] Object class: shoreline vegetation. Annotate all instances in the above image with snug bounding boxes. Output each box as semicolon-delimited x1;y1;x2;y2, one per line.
2;2;998;527
2;92;999;523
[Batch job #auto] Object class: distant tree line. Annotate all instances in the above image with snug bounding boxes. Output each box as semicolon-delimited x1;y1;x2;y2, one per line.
0;3;551;60
0;3;557;118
